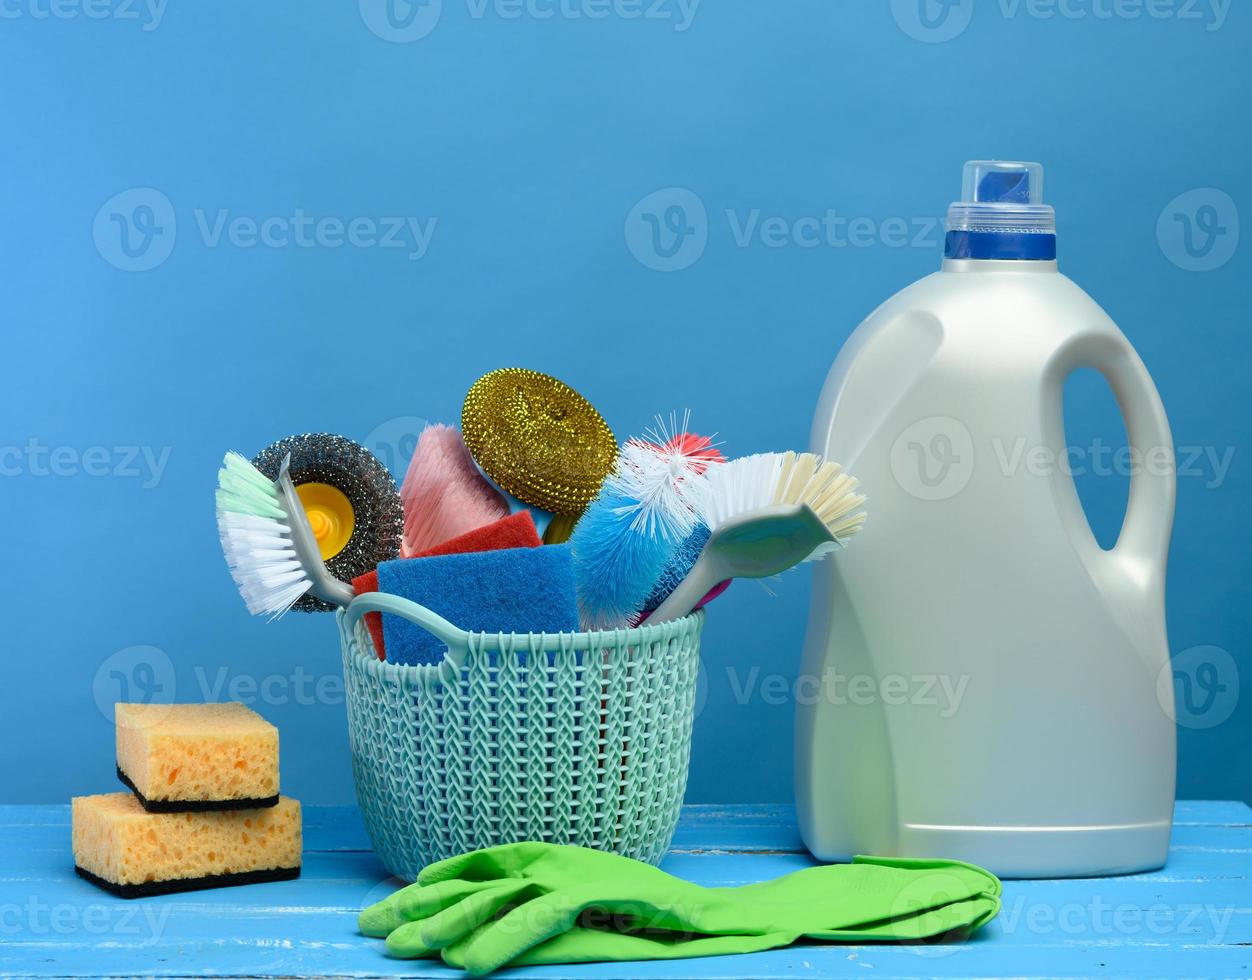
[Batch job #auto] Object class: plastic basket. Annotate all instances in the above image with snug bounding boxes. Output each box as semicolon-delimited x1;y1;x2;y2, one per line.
337;592;704;881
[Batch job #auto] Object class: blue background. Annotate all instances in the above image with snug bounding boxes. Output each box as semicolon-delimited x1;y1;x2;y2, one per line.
1;1;1247;806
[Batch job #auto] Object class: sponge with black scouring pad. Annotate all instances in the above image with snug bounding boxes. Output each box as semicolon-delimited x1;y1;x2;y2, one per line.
73;792;301;899
115;702;279;812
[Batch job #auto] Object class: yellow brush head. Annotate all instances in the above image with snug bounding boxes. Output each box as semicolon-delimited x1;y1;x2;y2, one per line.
295;482;355;560
462;368;617;515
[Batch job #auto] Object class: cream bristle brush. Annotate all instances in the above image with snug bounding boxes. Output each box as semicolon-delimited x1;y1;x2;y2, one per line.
216;452;355;618
400;424;509;556
647;452;867;623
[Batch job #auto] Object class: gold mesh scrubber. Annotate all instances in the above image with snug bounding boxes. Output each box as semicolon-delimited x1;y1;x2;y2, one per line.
461;368;617;516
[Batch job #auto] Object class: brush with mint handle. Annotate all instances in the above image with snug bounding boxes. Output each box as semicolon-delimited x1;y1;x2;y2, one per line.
359;842;1001;975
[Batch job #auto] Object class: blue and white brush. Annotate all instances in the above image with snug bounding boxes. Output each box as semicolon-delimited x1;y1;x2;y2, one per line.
569;420;721;630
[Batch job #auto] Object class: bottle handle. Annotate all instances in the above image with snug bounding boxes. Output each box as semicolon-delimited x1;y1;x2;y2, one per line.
1053;332;1176;589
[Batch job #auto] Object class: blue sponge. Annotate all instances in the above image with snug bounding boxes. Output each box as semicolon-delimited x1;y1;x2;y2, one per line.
378;544;580;666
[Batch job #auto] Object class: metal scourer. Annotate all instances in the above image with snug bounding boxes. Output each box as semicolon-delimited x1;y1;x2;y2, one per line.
251;433;402;612
461;368;617;516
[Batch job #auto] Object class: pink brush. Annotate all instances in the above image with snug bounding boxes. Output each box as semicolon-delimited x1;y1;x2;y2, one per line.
400;424;510;557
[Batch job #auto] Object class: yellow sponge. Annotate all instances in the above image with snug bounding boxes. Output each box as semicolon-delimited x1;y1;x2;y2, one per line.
72;792;301;898
115;702;279;811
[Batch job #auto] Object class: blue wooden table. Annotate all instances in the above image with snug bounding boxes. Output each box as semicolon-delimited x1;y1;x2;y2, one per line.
3;802;1249;978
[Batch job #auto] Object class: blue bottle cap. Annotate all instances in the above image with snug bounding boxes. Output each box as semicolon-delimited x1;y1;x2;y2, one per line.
945;160;1056;260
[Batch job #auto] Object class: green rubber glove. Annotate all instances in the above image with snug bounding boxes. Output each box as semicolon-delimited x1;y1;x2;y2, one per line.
359;843;1001;976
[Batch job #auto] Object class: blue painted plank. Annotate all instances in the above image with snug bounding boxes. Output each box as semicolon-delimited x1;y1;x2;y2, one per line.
9;820;1252;860
1173;799;1252;825
8;830;1250;887
3;803;1249;978
3;936;1249;979
7;801;1248;855
7;852;1251;950
3;887;1247;959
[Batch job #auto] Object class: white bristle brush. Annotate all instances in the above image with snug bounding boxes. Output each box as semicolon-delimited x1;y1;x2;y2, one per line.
216;452;353;619
646;451;866;623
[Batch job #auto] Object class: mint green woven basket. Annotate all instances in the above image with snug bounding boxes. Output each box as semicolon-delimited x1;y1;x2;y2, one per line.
337;593;704;881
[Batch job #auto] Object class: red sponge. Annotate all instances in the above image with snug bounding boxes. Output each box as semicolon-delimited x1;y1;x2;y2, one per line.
352;511;542;660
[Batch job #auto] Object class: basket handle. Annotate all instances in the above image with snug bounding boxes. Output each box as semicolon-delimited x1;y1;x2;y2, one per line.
344;592;471;679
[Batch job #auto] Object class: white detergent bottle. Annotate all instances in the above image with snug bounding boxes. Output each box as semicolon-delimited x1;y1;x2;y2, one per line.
797;161;1177;878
